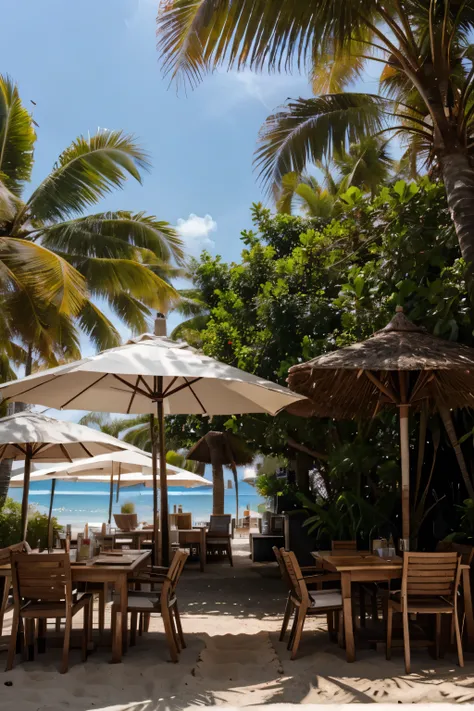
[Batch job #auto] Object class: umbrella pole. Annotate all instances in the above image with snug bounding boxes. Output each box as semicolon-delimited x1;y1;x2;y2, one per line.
116;463;121;503
47;478;56;551
20;447;32;542
108;463;114;525
150;411;159;566
157;375;169;566
399;404;410;550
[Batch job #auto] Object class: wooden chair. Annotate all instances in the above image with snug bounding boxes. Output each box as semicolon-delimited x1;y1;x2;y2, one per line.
6;552;92;674
280;549;343;659
332;540;357;552
386;551;464;674
0;541;31;637
206;514;233;566
112;549;188;662
169;512;192;530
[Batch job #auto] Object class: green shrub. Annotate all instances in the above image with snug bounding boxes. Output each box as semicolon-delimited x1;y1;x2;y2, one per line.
120;501;135;514
0;497;61;548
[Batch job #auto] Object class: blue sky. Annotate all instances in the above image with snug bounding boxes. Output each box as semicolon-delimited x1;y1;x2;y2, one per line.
0;0;315;344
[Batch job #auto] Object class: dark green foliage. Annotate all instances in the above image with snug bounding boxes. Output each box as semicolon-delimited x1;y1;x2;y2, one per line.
0;498;60;549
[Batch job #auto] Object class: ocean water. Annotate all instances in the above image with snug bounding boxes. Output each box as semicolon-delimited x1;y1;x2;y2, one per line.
7;478;265;527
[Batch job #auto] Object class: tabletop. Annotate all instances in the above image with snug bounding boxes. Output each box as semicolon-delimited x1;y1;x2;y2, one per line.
0;549;151;576
312;552;403;572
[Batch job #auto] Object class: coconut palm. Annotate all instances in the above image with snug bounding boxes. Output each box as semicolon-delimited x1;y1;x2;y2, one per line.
157;1;474;282
0;74;183;356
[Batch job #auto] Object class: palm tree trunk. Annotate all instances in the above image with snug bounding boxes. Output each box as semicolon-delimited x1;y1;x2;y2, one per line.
441;151;474;276
212;463;225;514
438;404;474;499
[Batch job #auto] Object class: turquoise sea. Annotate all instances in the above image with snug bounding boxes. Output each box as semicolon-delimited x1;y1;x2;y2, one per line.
7;472;264;527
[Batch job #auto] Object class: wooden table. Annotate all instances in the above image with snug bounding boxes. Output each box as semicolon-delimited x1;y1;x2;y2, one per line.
312;551;474;662
0;549;151;664
177;528;206;571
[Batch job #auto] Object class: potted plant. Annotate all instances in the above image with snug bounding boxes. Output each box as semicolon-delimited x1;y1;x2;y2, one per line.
114;501;138;531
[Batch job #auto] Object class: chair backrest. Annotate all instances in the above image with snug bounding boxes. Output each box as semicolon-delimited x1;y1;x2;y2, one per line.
436;541;474;566
169;512;192;530
402;551;461;601
273;546;291;588
10;552;73;607
163;549;189;599
280;549;310;606
332;540;357;552
208;514;231;535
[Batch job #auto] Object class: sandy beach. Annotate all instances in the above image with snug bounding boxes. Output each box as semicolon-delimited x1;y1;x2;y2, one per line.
2;539;474;711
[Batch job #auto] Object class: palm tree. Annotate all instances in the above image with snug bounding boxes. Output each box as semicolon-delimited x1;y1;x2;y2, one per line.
157;1;474;283
0;74;183;356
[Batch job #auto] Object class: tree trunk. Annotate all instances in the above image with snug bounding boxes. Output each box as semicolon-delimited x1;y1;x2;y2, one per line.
438;404;474;499
295;451;312;496
441;151;474;277
212;463;225;514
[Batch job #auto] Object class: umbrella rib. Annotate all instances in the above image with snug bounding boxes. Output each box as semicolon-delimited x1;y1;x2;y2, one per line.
113;374;151;400
364;371;399;403
59;444;74;464
0;444;7;460
183;377;207;415
165;377;202;398
138;376;154;396
80;443;94;458
60;373;110;408
32;442;51;456
126;376;141;414
163;377;178;397
2;373;64;403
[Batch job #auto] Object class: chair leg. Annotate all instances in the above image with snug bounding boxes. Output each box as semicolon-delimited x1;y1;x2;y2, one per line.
82;603;89;662
138;613;144;637
290;608;306;660
130;612;138;647
6;609;20;671
359;585;366;628
174;603;186;649
26;618;35;661
280;593;293;641
98;586;106;640
453;609;465;668
327;611;335;641
61;615;72;674
170;608;181;653
227;541;233;567
111;604;117;645
402;608;411;674
435;613;441;659
162;607;179;663
287;612;297;651
55;618;61;633
0;576;10;638
386;604;393;660
338;610;345;649
144;613;151;633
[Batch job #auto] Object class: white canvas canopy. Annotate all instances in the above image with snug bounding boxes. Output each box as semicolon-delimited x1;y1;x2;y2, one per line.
0;327;305;562
0;411;137;539
10;469;211;489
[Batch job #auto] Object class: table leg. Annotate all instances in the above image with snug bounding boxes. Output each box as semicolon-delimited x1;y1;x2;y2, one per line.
200;529;206;572
111;574;127;663
462;567;474;649
341;572;355;662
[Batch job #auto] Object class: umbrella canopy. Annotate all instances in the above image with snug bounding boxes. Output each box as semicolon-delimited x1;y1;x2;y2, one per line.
9;469;211;489
0;411;136;539
288;307;474;547
187;431;253;519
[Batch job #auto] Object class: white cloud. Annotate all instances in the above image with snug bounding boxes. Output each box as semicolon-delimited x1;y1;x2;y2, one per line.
175;214;217;256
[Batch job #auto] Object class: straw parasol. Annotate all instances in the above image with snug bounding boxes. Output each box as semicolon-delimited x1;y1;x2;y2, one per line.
287;307;474;547
0;411;137;540
0;315;304;564
186;431;253;521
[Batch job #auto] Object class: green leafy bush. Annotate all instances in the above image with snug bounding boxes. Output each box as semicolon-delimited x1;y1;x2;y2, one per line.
120;501;135;514
0;498;61;548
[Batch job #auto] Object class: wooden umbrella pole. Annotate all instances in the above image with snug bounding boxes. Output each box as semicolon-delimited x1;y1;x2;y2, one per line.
108;462;114;525
399;404;410;548
157;375;169;566
20;447;32;542
150;410;159;566
47;478;56;550
116;462;121;502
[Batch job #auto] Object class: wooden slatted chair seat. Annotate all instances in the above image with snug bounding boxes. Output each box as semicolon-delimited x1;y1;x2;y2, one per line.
386;551;463;674
308;591;342;609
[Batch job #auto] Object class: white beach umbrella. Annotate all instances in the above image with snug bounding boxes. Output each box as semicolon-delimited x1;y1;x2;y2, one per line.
0;411;137;539
0;323;305;562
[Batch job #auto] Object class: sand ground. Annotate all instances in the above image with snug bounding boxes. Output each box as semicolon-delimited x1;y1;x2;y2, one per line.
1;540;474;711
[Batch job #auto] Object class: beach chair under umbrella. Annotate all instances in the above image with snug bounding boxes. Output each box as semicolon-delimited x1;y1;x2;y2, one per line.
0;316;305;563
0;411;137;540
287;307;474;548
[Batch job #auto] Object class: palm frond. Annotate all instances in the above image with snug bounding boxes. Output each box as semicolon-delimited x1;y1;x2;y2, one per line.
0;181;23;223
76;300;121;351
27;130;150;222
106;292;151;335
39;211;184;265
0;75;36;195
170;313;209;344
1;238;86;314
255;93;389;193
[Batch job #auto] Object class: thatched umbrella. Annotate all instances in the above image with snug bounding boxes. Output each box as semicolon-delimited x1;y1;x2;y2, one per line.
288;307;474;548
187;431;253;521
